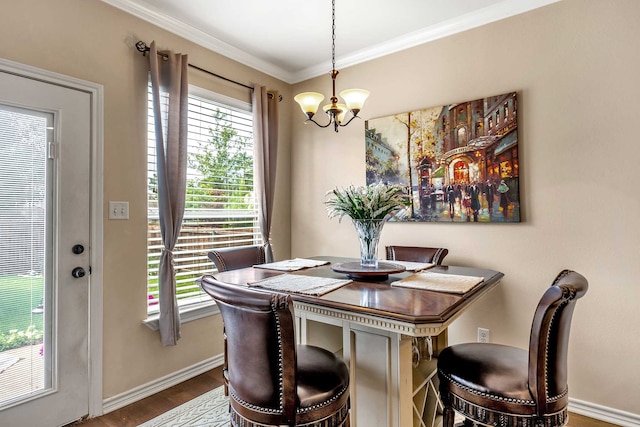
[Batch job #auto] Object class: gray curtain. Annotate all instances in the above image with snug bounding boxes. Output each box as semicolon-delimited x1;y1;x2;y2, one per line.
149;41;188;346
252;85;279;262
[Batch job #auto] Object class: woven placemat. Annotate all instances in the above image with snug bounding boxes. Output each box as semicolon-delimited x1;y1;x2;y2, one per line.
249;273;351;296
391;271;483;294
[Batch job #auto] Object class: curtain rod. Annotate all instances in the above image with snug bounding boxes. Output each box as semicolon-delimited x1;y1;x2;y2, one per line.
135;41;282;101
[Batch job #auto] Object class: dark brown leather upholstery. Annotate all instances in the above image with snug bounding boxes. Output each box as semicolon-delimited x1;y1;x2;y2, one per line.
437;270;588;427
206;245;267;397
200;276;350;427
207;245;266;272
385;245;449;265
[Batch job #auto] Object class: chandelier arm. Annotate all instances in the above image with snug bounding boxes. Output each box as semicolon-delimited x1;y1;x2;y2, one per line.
338;115;362;128
305;117;333;129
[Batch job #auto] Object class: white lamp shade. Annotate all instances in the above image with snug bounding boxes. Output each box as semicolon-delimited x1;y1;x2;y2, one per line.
323;103;348;124
294;92;325;115
339;89;370;111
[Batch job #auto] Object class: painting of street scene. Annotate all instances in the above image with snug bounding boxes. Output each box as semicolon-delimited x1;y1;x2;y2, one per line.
365;92;520;223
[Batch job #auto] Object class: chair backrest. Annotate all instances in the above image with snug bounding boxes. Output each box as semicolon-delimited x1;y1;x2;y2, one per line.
385;245;449;265
207;245;266;272
200;276;297;424
528;269;588;415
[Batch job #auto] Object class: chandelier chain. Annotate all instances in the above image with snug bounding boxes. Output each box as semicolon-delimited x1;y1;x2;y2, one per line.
331;0;336;71
292;0;368;132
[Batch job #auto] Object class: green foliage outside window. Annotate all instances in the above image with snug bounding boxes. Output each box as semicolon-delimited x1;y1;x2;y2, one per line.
186;108;253;211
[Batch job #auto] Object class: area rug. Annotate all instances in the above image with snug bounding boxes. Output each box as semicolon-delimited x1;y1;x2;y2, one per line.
138;386;229;426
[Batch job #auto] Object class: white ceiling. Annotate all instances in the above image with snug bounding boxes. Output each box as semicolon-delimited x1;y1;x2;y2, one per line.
103;0;559;84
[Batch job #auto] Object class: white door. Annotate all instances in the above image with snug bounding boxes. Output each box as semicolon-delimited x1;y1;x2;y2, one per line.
0;69;91;426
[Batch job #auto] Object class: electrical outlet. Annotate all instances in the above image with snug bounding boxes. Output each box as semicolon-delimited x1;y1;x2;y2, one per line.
478;327;490;343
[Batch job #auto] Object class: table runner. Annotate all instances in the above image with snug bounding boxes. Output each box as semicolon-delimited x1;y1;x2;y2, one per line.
391;271;484;294
249;273;351;296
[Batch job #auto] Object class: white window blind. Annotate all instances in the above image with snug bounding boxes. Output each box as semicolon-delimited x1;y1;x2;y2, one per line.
147;85;259;312
0;105;48;401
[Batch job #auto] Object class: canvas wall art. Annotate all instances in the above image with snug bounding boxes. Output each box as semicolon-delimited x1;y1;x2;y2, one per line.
365;92;520;223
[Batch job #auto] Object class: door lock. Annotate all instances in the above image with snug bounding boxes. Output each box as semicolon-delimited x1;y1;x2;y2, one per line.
71;267;86;278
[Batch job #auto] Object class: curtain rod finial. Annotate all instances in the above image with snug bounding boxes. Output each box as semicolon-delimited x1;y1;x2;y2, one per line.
135;41;150;55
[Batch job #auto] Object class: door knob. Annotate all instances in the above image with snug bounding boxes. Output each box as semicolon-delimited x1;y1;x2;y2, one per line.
72;267;86;278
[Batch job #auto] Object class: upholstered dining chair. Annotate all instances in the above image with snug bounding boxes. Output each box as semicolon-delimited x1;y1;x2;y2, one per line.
200;276;351;427
385;245;449;265
437;269;588;427
207;244;266;272
206;244;267;397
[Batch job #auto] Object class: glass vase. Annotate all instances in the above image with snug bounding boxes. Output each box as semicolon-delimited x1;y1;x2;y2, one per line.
351;219;385;268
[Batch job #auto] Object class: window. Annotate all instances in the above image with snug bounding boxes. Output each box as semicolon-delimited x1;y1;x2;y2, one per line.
457;127;467;146
0;106;48;399
147;85;259;314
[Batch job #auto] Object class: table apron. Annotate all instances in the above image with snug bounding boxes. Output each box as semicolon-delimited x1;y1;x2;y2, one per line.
293;301;448;337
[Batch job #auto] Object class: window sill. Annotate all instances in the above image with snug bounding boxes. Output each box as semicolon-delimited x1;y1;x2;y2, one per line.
143;300;220;331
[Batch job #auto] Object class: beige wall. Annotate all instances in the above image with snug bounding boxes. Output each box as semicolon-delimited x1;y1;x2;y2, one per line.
291;0;640;415
0;0;292;399
2;0;639;418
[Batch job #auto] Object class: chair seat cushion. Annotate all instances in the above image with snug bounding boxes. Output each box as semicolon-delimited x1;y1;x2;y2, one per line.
296;345;350;410
438;343;535;413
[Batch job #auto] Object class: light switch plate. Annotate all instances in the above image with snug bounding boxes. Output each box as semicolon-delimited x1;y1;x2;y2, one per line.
109;201;129;220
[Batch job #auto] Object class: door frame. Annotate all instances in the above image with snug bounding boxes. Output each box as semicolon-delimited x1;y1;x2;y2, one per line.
0;57;104;417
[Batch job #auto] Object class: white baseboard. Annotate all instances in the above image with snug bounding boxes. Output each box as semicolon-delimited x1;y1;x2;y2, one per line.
101;354;224;415
100;361;639;426
569;398;640;427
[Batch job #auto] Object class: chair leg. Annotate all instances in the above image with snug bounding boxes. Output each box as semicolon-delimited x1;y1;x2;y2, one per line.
442;405;455;427
223;327;229;396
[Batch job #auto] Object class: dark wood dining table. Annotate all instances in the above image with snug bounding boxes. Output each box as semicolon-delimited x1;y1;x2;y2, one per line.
213;256;503;427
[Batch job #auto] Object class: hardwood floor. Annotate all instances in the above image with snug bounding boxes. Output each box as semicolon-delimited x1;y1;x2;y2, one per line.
67;366;225;427
567;414;618;427
67;365;611;427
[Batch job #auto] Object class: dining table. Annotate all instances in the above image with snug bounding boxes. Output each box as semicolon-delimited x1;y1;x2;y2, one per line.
213;255;504;427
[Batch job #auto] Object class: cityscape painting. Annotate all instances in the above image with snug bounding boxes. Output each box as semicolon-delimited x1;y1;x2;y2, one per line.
365;92;520;223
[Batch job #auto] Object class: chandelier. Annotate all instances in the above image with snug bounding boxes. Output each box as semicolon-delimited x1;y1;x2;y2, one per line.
294;0;370;133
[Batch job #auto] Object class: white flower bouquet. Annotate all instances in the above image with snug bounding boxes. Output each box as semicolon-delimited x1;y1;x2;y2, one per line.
325;182;407;221
325;183;407;267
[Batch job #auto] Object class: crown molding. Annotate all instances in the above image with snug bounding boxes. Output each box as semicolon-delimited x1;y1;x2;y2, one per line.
102;0;560;85
291;0;561;83
101;0;296;83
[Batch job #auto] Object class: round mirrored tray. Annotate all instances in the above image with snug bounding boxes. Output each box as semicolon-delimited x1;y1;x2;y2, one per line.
331;261;406;280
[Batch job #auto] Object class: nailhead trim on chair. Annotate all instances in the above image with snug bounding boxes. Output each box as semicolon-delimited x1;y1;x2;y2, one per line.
448;394;568;427
229;390;282;414
228;296;289;415
551;269;571;286
230;380;348;417
211;251;227;272
439;371;536;405
433;247;447;264
271;296;286;412
544;300;567;402
230;400;350;427
440;271;582;427
224;290;350;427
297;383;349;414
